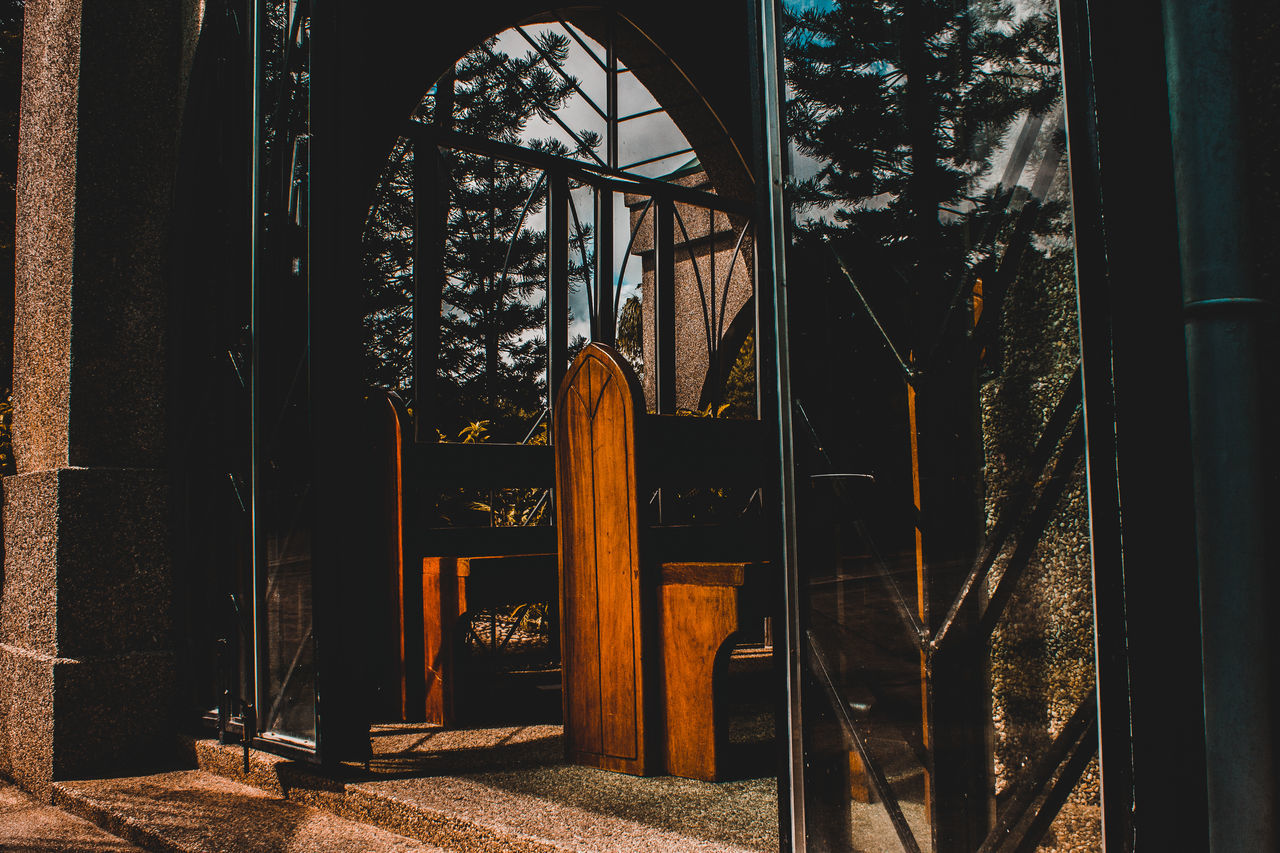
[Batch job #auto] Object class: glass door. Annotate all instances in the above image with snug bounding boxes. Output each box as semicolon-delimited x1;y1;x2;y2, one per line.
764;0;1103;849
249;0;318;754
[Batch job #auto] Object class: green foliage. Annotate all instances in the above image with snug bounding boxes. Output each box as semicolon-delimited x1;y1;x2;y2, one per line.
721;330;756;419
616;295;644;376
0;389;13;476
431;405;551;528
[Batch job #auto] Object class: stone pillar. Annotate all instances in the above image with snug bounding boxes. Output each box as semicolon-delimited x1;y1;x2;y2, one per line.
0;0;183;799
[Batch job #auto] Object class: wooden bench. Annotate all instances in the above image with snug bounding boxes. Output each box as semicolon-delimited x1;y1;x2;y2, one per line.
421;553;557;726
554;343;767;779
368;385;561;726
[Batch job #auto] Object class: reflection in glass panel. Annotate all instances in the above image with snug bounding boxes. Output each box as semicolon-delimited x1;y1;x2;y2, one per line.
254;0;316;744
780;0;1097;849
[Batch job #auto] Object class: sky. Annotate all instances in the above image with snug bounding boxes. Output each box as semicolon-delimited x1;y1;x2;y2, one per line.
489;21;698;342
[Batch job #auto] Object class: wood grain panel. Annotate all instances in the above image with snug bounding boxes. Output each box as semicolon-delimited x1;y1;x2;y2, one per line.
555;344;649;774
658;561;747;781
422;556;467;726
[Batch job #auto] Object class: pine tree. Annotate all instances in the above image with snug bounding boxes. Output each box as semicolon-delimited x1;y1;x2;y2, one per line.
362;30;596;440
783;0;1064;342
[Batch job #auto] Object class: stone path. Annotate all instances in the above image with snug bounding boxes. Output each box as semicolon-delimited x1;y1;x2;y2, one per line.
53;770;451;853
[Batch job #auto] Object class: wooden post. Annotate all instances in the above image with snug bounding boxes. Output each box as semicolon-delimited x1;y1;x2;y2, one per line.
548;173;570;402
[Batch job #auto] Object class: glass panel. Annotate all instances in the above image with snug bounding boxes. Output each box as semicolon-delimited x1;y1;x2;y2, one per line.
460;26;607;166
253;0;316;744
778;0;1099;849
433;152;551;443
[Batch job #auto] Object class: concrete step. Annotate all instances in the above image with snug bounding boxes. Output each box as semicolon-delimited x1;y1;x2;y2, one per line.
0;779;145;852
184;729;777;853
51;770;451;853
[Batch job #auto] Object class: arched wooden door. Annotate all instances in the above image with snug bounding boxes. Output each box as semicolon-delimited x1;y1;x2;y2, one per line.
554;344;651;775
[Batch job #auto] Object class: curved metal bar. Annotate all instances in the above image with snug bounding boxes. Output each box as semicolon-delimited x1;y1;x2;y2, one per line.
716;218;751;343
673;204;714;366
613;196;654;332
566;186;594;325
808;630;924;853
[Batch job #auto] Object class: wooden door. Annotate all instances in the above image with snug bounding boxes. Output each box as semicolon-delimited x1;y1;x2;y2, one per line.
555;344;651;774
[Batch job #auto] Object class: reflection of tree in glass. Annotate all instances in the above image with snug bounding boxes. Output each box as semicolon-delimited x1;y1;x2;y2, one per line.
362;30;597;440
786;1;1098;837
784;0;1065;317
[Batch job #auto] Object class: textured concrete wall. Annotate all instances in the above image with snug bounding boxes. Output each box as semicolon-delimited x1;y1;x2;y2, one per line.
625;170;755;413
1;0;201;800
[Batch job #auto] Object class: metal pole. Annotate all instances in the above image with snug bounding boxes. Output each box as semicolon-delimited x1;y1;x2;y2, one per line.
248;0;265;739
548;172;570;401
1163;1;1275;849
755;0;808;847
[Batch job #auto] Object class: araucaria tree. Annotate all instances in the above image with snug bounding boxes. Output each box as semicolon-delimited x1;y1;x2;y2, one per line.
362;29;596;440
783;0;1065;341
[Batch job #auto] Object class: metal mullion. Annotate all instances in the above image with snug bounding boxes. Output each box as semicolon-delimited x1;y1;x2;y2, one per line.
613;196;652;311
930;365;1083;650
923;108;1051;363
413;143;443;443
618;105;664;122
513;25;608;121
948;125;1065;366
414;71;452;443
595;187;615;344
566;188;594;328
555;15;608;71
1007;718;1100;853
672;205;714;367
1055;0;1140;844
477;43;608;168
978;418;1086;639
975;688;1098;853
621;146;696;172
716;220;751;344
606;16;618;171
548;172;570;402
407;125;753;215
248;0;267;746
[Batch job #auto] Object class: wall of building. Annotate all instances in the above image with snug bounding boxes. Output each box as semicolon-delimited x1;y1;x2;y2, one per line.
0;0;205;799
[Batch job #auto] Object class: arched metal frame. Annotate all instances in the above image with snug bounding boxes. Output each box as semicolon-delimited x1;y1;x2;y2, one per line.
408;10;755;440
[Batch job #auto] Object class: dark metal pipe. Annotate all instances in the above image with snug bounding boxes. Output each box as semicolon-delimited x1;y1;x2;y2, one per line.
1163;0;1275;849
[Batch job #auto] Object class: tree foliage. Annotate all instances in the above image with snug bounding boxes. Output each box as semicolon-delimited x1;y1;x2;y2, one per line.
784;0;1065;338
362;30;595;441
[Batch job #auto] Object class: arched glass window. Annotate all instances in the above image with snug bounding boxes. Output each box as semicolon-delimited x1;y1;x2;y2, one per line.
361;12;758;456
